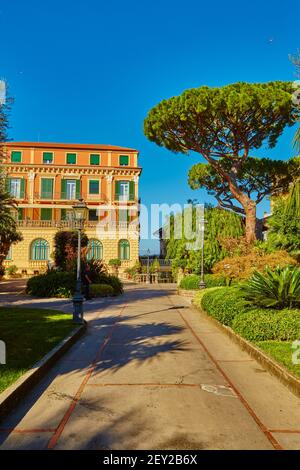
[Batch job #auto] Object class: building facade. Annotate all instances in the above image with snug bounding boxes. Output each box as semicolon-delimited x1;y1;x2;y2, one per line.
1;142;141;276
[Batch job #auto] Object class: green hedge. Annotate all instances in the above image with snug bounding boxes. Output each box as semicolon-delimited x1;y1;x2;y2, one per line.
200;287;250;326
180;274;227;290
90;284;114;297
232;309;300;341
26;271;123;298
26;272;76;298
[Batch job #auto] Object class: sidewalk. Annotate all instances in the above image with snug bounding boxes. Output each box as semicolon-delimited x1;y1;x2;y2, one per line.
0;284;300;450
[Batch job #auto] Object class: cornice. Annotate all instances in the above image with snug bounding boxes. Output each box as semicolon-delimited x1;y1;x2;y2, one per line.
2;164;142;177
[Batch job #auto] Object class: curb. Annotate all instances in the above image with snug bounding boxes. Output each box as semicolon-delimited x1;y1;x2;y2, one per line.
189;302;300;399
0;321;87;423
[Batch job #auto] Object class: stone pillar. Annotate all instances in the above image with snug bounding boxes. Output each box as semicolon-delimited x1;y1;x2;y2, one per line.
27;170;35;204
106;174;113;203
177;267;185;286
133;174;139;201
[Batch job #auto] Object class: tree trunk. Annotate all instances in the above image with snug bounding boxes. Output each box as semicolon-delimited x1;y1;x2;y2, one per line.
244;201;257;244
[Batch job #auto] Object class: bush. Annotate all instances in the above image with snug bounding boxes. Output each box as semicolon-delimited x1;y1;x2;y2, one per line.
90;284;114;297
200;287;250;326
84;258;108;283
240;265;300;309
103;275;124;295
26;271;76;297
193;287;223;308
180;274;227;290
212;250;297;282
54;230;88;271
232;309;300;341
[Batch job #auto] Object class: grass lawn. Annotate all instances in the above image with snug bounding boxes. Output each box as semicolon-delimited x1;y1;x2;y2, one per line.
256;341;300;378
0;307;74;393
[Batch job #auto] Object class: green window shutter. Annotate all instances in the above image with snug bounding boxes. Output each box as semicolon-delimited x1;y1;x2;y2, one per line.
61;209;66;221
129;181;135;201
115;181;120;200
11;151;22;163
66;153;76;164
76;179;81;198
90;154;100;165
20;179;25;198
119;155;129;166
17;208;23;220
61;179;67;198
41;178;53;199
5;178;11;194
89;180;99;194
41;208;52;220
43;152;53;163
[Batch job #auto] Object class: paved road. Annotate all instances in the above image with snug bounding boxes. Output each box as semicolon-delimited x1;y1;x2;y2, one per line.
0;284;300;450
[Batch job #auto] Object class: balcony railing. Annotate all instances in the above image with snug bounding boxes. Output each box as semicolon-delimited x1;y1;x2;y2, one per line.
16;219;139;230
34;192;109;202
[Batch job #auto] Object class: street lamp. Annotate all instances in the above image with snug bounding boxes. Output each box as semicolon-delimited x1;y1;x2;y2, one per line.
146;248;151;284
72;198;88;324
199;216;207;289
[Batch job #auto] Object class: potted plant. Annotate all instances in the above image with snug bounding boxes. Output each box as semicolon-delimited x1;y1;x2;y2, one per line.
6;265;21;278
108;258;121;276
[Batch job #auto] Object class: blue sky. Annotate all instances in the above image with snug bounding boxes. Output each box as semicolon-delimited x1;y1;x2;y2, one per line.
1;0;299;253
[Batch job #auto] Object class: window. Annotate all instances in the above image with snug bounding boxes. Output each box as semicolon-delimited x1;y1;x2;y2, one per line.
41;208;52;220
17;208;23;220
87;239;103;260
61;179;80;199
119;239;130;260
119;155;129;166
31;239;49;260
5;246;12;260
43;152;53;164
11;151;22;163
6;178;25;199
61;209;73;221
88;209;98;221
66;153;76;164
115;181;134;201
90;154;100;165
89;180;100;195
41;178;53;199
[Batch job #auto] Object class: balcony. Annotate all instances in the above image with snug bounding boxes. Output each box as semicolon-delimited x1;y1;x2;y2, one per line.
33;192;109;203
15;219;140;231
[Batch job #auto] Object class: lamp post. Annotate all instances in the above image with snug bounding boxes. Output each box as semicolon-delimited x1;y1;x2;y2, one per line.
146;248;151;284
199;216;207;289
72;198;88;324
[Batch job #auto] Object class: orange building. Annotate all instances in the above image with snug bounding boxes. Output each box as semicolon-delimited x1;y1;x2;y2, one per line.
2;142;141;275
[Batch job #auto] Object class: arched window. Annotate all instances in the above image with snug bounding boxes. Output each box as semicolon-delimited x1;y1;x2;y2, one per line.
87;239;103;260
118;239;130;260
31;239;49;260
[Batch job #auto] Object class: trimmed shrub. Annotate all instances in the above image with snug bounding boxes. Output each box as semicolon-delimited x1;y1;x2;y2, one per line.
193;287;223;308
232;309;300;341
180;274;227;290
200;287;250;326
26;271;76;298
90;284;114;297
